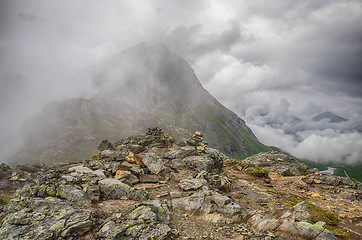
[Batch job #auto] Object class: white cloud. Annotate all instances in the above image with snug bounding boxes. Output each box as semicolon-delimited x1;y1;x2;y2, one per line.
0;0;361;163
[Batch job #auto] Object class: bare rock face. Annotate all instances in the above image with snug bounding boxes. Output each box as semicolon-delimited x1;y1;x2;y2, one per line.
0;163;12;179
10;43;271;165
142;153;164;174
0;128;346;240
243;151;308;176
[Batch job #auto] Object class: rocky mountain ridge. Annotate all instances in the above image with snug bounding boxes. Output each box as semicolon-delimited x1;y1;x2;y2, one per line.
1;128;361;239
9;43;270;165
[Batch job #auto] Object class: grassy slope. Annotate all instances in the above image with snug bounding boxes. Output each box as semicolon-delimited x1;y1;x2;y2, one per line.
154;95;271;158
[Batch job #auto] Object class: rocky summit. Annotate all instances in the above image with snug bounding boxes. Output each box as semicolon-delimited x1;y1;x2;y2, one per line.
1;128;361;239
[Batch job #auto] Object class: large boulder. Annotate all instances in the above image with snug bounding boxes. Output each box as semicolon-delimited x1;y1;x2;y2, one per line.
0;163;12;179
98;139;114;151
178;178;208;191
182;148;225;173
142;153;165;174
97;201;171;240
172;190;241;223
0;197;94;240
277;221;336;240
98;178;132;198
98;178;148;200
243;152;308;176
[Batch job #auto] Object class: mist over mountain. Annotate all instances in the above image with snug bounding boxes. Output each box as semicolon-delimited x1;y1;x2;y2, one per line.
312;111;348;123
1;1;361;166
9;43;269;164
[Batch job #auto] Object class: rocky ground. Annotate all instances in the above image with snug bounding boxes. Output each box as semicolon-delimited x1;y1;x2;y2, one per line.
0;127;361;240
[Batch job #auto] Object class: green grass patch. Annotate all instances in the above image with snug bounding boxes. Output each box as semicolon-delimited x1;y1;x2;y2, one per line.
331;228;352;240
0;194;12;205
247;167;269;177
269;191;347;238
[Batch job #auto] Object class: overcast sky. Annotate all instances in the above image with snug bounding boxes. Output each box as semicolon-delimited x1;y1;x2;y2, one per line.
1;0;361;163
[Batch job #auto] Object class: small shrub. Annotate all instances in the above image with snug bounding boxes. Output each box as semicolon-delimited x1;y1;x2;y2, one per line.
331;229;352;240
247;167;269;177
0;194;12;205
282;170;293;176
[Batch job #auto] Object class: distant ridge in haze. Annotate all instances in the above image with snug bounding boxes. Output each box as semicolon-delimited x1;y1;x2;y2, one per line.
312;111;348;123
10;43;270;164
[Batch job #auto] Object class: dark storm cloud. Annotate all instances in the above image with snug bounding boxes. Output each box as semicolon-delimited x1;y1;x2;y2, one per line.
0;0;361;163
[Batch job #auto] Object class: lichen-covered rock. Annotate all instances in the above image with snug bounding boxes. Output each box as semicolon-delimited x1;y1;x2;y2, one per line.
142;153;165;174
172;190;213;216
98;178;132;198
97;202;171;240
243;152;308;176
280;201;310;222
183;148;224;174
98;178;148;200
277;221;336;240
0;197;94;240
97;221;125;239
172;190;241;221
139;173;160;183
248;211;281;232
179;178;208;191
57;185;89;203
68;165;105;179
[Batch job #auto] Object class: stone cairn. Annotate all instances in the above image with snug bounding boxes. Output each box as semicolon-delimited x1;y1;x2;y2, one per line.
146;126;163;136
189;131;208;151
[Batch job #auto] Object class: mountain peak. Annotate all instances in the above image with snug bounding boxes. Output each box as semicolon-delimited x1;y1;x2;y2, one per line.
93;42;203;112
312;111;348;123
10;43;270;164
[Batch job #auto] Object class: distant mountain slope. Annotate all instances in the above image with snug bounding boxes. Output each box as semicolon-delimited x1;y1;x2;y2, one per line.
312;111;348;123
10;43;270;164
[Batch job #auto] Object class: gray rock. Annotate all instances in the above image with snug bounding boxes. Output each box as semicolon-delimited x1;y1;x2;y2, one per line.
97;221;125;239
0;197;94;240
277;221;337;240
129;188;148;201
118;161;136;171
280;201;310;222
139;223;171;240
183;148;224;173
127;174;139;185
101;149;115;158
128;206;157;221
68;165;105;179
0;163;12;179
172;190;213;216
98;178;132;198
248;212;280;232
57;185;89;203
179;178;208;191
98;139;114;151
84;184;100;202
115;170;132;180
142;153;165;174
243;152;308;176
130;165;143;175
139;173;160;183
61;175;77;182
129;144;144;154
315;229;337;240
